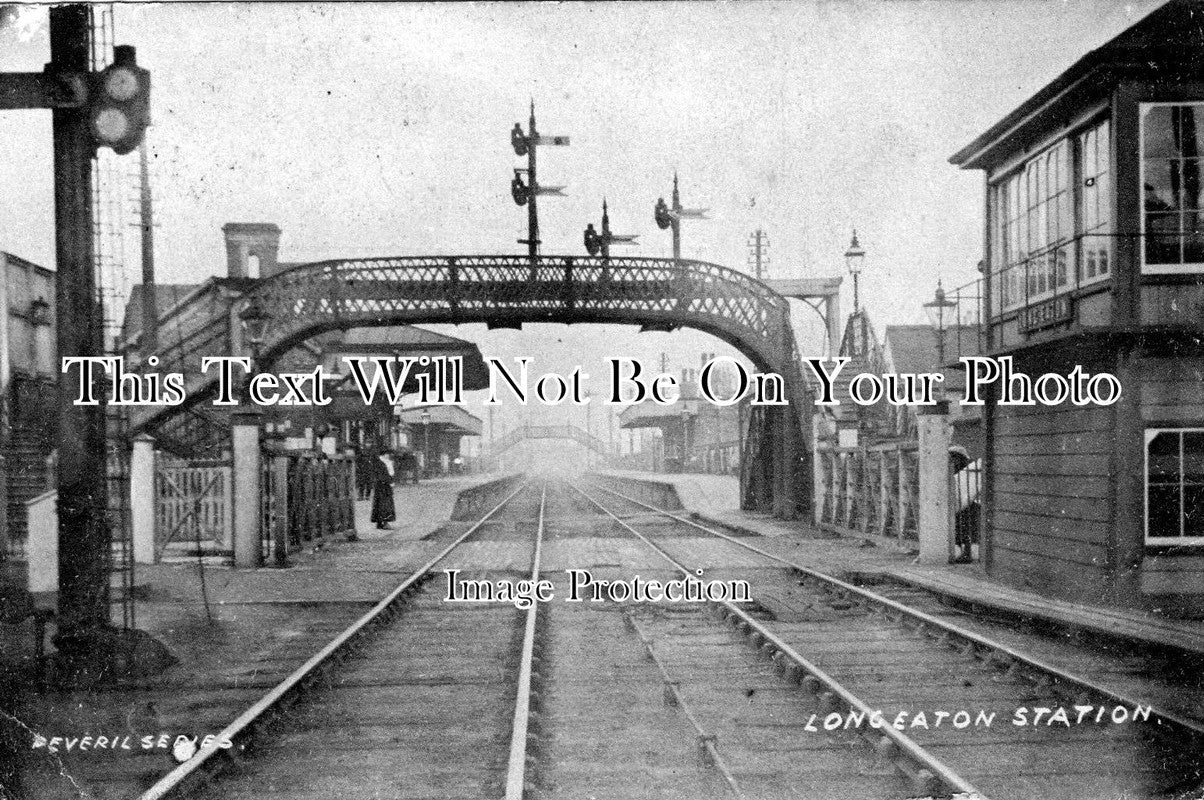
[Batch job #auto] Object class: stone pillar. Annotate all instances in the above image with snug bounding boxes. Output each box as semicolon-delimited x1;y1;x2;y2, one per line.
231;410;263;569
917;402;954;564
130;433;157;564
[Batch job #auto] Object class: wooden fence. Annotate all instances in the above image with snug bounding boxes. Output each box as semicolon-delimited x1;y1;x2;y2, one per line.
155;458;232;557
815;442;919;544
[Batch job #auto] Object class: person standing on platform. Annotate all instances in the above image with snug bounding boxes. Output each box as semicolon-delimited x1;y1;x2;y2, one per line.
354;447;373;501
370;450;397;530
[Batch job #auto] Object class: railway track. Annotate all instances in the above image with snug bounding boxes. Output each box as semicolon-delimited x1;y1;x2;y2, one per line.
530;485;935;799
139;481;543;800
134;478;1202;800
580;480;1204;800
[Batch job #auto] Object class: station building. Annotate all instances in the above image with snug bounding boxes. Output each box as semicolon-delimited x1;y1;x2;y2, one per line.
618;355;741;476
0;252;56;585
950;0;1204;613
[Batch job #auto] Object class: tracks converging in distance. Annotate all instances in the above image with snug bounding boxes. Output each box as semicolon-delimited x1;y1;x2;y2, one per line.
137;478;1203;800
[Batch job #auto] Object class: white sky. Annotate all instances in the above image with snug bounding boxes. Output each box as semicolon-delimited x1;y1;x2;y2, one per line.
0;1;1167;440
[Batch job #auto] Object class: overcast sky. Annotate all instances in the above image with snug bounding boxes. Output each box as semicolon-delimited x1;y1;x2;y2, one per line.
0;1;1167;439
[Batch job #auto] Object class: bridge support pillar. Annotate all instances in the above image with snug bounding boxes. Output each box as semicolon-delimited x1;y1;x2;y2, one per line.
130;434;157;565
231;411;263;569
772;407;791;518
917;402;954;564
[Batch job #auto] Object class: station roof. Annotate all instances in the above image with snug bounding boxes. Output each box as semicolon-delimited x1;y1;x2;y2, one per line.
618;398;705;430
883;325;983;417
951;0;1203;171
883;324;982;375
323;326;490;391
120;282;211;343
397;404;483;437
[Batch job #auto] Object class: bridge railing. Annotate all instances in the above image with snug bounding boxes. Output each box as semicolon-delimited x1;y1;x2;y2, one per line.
260;452;356;563
128;254;813;519
815;442;919;544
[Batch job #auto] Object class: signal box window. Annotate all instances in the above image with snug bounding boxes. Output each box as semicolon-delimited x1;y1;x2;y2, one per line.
1146;428;1204;545
1142;103;1204;271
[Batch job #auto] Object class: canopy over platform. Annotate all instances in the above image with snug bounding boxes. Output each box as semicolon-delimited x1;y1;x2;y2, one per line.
398;404;483;438
618;398;705;430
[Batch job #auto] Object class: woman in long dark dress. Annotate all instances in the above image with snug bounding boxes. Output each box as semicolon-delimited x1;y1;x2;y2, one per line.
369;451;397;530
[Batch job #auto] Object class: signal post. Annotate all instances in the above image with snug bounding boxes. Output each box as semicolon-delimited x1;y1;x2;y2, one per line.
1;5;162;679
511;103;569;266
654;174;708;261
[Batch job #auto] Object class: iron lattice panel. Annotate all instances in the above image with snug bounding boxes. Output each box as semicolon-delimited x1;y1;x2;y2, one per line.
250;256;788;367
133;255;813;497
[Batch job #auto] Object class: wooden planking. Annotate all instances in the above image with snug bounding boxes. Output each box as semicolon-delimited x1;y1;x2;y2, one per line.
992;472;1112;499
993;453;1112;477
994;406;1114;436
1139;555;1204;596
1141;405;1204;425
993;525;1110;561
993;508;1111;543
1140;357;1204;426
995;401;1115;421
992;429;1114;455
1142;379;1204;408
991;546;1111;604
993;489;1113;521
1141;284;1204;328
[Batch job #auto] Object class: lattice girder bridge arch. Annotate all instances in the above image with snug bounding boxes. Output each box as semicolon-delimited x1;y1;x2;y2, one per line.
136;255;812;517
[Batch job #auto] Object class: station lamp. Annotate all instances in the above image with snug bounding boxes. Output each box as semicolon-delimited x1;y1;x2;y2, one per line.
844;230;865;315
923;279;958;366
239;296;272;353
88;45;150;155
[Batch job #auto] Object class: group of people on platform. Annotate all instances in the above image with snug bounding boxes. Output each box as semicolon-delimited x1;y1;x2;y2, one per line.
354;448;420;530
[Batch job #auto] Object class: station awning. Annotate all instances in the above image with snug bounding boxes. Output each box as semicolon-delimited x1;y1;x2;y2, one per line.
397;405;483;437
618;399;703;430
323;325;490;391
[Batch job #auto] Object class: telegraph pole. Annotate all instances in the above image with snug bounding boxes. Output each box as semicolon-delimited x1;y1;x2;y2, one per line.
748;228;769;279
511;102;568;264
654;173;707;261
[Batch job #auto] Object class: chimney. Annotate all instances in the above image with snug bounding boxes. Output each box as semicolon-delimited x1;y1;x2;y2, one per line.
222;223;282;279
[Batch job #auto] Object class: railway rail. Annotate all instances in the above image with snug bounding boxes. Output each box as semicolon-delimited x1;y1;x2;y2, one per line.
581;480;1204;800
139;481;543;800
131;477;1202;800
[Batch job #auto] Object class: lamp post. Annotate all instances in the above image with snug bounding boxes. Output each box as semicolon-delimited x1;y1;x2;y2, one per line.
421;408;431;478
924;279;958;368
844;230;865;316
239;296;271;370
